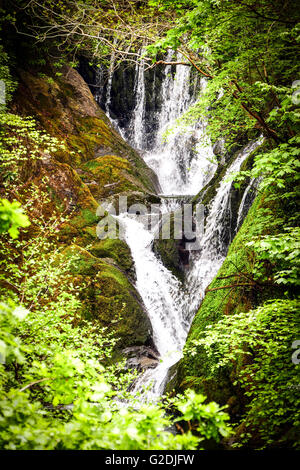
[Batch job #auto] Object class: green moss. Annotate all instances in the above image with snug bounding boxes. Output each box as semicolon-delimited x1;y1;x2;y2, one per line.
181;195;261;368
62;245;151;349
90;238;133;273
13;67;157;350
178;188;284;411
80;154;146;198
15;67;158;193
70;208;99;228
63;245;100;275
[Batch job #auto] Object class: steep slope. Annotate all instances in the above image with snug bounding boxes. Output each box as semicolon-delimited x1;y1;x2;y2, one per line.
176;179;299;447
9;65;160;349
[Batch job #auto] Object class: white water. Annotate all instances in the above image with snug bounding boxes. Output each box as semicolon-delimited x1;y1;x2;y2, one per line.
187;140;262;314
128;51;217;195
130;52;147;149
100;53;261;401
105;49;115;116
97;43;127;139
117;213;189;400
235;177;261;232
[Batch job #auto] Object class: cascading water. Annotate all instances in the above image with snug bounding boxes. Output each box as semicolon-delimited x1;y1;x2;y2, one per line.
141;52;216;195
130;53;147;150
117;212;189;400
95;42;127;139
235;177;261;233
97;52;262;401
187;140;262;315
105;49;115;116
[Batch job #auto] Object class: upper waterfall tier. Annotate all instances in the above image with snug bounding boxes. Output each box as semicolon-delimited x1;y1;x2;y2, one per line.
94;51;217;196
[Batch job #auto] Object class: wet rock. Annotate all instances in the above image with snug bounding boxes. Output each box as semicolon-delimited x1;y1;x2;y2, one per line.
164;361;181;395
139;357;159;369
153;209;198;280
122;345;160;371
212;139;225;158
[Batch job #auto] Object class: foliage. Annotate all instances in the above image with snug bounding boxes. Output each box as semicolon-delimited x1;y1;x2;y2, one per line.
0;43;16;109
247;227;300;286
2;0;172;67
169;389;231;444
232;136;300;286
146;0;300;147
0;90;231;450
0;199;30;238
0;112;64;182
187;299;300;448
183;129;299;447
0;252;232;449
1;0;299;451
234;136;300;196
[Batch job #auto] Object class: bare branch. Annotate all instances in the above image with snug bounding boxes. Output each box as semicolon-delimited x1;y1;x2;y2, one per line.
19;378;50;392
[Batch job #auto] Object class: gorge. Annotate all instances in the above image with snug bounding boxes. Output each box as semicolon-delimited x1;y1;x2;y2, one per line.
88;52;263;400
1;0;299;451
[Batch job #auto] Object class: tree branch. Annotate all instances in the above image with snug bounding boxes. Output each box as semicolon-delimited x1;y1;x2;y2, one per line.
205;283;256;292
19;378;50;392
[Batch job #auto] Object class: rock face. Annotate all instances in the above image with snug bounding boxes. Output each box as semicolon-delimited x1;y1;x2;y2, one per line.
153;209;197;282
12;65;158;349
122;346;160;372
13;66;159;194
79;59;166;149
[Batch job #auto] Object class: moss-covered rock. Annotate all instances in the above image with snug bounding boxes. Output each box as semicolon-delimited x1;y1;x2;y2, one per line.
192;138;269;209
11;65;158;350
13;66;159;194
80;154;151;199
63;245;152;348
176;190;284;416
89;238;134;276
153;211;188;282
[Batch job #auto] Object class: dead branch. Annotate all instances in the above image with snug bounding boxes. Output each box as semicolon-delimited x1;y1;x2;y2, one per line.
19;377;50;392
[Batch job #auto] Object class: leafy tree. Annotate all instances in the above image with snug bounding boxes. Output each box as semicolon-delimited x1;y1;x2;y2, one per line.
146;0;299;146
0;206;232;449
0;27;232;448
1;0;299;450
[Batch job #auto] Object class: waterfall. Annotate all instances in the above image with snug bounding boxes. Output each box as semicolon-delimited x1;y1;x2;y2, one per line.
129;53;147;149
187;140;262;315
96;41;127;138
143;53;216;195
105;51;115;115
94;67;105;106
235;177;261;232
96;52;262;401
117;140;261;401
117;212;189;400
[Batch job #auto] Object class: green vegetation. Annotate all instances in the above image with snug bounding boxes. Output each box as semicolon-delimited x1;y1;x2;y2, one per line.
179;115;299;449
0;3;232;449
0;0;299;451
0;196;232;450
187;299;300;448
180;187;300;447
146;0;299;147
0;199;30;238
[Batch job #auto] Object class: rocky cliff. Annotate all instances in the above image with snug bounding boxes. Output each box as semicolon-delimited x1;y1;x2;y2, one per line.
10;65;160;350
